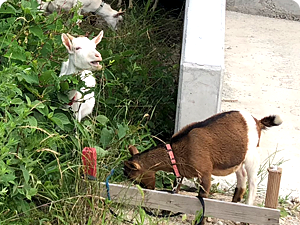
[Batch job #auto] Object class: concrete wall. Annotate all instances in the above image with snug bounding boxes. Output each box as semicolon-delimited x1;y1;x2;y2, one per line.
227;0;300;20
175;0;226;132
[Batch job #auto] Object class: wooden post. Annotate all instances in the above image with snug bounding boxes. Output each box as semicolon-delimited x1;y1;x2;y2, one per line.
265;166;282;209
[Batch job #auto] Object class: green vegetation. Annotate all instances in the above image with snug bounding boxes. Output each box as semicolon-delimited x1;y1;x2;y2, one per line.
0;0;183;223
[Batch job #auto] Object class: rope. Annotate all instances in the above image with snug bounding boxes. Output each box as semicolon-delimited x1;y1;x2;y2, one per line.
105;169;133;224
195;195;205;225
105;169;115;200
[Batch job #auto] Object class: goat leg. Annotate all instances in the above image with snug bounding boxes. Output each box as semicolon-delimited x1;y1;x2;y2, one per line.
232;187;246;202
197;174;210;198
173;177;183;193
128;0;133;8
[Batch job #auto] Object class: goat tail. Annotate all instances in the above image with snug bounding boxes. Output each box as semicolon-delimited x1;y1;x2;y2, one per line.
259;115;283;130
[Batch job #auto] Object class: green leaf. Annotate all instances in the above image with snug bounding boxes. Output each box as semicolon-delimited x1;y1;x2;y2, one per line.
10;98;23;105
26;187;37;200
21;165;30;184
48;112;54;119
100;127;114;148
29;25;44;40
53;113;70;125
0;187;8;196
25;95;32;106
51;113;70;129
41;42;53;57
0;4;17;14
20;72;39;84
95;115;109;126
51;117;63;129
117;123;128;140
4;45;27;62
27;116;37;127
95;146;107;158
39;70;55;84
0;173;16;184
36;103;49;116
60;81;69;91
280;207;289;217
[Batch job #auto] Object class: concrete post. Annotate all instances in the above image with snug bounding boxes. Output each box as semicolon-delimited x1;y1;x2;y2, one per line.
175;0;226;132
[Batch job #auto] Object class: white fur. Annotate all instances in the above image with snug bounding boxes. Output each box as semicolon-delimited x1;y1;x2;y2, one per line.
238;110;260;205
60;31;103;122
274;115;283;125
38;0;123;29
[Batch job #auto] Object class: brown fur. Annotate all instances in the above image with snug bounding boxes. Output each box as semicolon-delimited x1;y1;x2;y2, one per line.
124;110;282;201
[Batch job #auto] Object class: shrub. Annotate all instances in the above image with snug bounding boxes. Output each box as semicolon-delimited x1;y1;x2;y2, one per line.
0;0;182;223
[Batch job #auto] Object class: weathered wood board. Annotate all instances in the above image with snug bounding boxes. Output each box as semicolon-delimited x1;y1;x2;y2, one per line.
100;183;280;225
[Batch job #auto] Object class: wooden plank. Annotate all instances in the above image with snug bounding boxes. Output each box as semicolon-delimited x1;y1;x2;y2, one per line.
100;182;280;225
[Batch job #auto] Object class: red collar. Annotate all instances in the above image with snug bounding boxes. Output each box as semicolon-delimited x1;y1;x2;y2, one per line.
166;144;181;178
68;94;77;106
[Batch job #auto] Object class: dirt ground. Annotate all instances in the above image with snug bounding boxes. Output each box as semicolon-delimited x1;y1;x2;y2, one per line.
218;9;300;204
166;10;300;225
209;10;300;225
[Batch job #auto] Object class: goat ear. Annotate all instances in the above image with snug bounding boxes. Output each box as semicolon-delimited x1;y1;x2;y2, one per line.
66;33;74;41
113;9;125;18
128;145;139;155
61;33;73;53
124;161;141;170
92;30;103;45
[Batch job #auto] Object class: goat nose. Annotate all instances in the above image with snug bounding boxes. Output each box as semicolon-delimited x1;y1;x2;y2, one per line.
95;53;102;60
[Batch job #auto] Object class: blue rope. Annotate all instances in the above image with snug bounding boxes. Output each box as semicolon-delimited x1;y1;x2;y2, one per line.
105;169;115;200
105;168;133;224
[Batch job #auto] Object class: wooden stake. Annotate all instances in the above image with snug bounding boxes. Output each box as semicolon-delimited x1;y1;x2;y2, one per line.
265;166;282;209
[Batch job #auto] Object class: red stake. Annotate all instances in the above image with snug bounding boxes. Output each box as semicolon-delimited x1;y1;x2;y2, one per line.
82;147;97;180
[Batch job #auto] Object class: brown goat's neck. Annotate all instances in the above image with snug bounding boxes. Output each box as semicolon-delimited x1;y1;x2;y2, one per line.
138;145;174;173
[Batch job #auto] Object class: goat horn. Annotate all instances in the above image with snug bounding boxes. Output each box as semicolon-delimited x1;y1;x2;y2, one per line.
128;145;139;155
66;33;74;41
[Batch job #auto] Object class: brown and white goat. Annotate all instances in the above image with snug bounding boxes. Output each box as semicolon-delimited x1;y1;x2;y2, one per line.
124;110;282;205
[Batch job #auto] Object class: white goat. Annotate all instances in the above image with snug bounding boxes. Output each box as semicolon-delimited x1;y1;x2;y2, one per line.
118;0;158;11
39;0;124;29
60;31;103;122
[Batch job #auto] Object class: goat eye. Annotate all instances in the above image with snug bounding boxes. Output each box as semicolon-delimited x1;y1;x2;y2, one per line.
75;47;81;50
